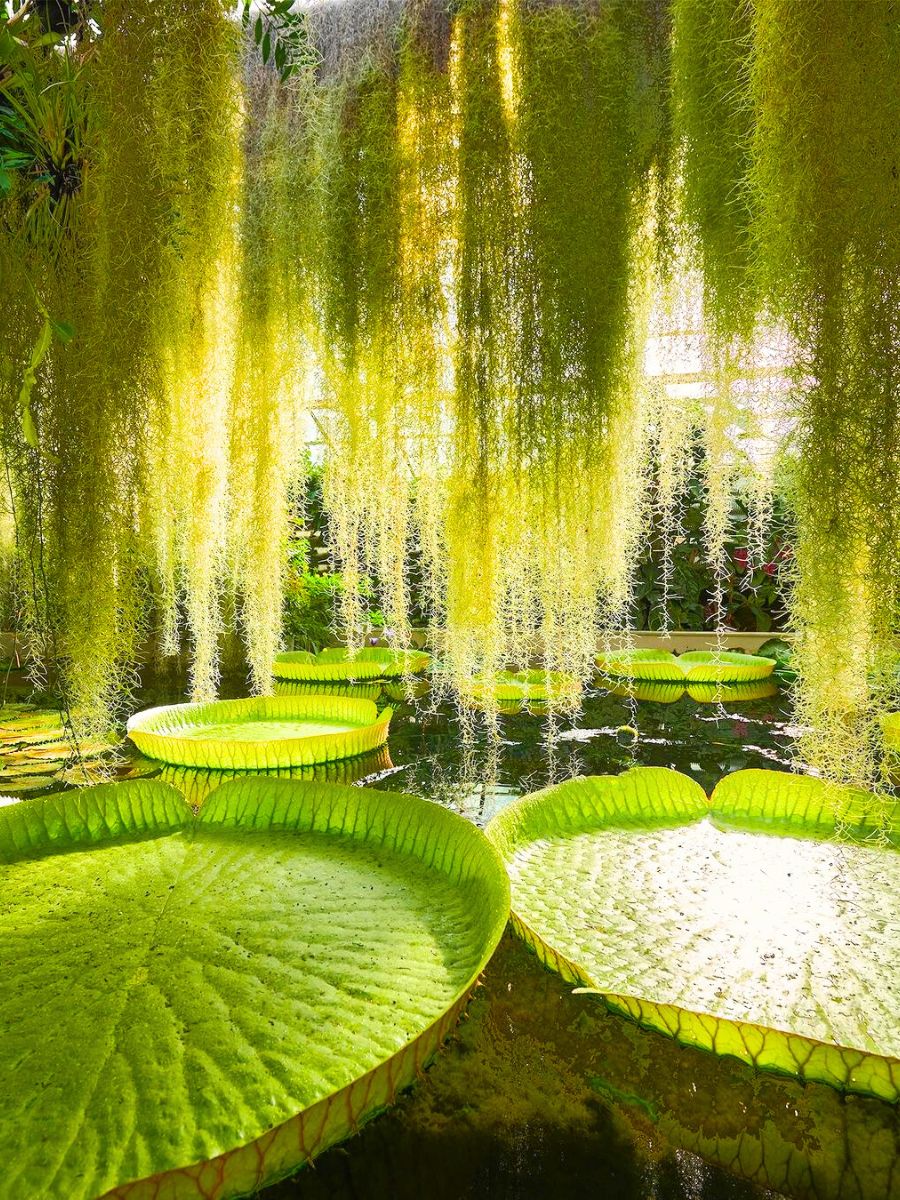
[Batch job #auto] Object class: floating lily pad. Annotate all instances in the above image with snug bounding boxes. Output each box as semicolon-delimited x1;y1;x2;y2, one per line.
487;766;900;1100
0;776;509;1199
273;647;431;682
462;670;580;708
127;695;392;770
596;648;775;683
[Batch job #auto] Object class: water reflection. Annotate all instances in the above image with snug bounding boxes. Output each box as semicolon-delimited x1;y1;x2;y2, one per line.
267;934;900;1200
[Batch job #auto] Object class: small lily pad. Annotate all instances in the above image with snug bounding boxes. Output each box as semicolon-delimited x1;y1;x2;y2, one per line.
596;649;775;684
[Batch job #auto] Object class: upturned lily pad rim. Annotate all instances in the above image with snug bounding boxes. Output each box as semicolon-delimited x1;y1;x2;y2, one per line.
596;647;775;683
273;647;431;682
1;777;510;1200
126;695;392;770
487;766;900;1101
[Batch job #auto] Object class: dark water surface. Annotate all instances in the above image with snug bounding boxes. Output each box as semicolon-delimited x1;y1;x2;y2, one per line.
4;677;898;1198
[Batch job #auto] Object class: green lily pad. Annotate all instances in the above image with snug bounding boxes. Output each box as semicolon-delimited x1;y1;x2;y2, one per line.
127;695;392;770
273;647;431;682
462;670;580;706
596;648;775;683
0;776;509;1199
487;766;900;1100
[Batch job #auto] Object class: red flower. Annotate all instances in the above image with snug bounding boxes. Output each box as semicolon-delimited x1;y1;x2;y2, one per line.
732;547;749;571
763;561;777;576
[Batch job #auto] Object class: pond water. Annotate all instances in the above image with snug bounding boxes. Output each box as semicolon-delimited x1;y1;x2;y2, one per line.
2;678;898;1199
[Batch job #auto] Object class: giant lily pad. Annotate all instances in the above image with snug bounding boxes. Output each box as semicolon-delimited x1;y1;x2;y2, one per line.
0;776;509;1199
596;648;775;683
486;766;900;1100
273;647;431;682
127;694;391;770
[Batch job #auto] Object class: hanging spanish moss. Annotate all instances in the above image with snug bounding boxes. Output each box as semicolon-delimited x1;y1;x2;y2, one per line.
748;0;900;787
230;61;309;697
1;0;897;790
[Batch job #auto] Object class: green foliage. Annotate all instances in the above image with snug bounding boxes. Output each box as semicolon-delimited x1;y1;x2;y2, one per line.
0;775;509;1197
240;0;315;82
283;563;346;653
634;462;791;632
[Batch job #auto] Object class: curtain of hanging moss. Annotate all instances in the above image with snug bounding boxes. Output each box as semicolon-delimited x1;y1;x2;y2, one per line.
445;0;519;686
438;0;667;695
0;1;240;732
0;1;174;734
748;0;900;787
230;63;307;696
314;52;409;648
148;1;240;701
512;0;665;680
671;0;756;343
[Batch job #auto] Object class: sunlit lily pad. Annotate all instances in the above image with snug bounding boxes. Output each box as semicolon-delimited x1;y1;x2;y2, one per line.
487;766;900;1100
0;777;509;1199
596;648;775;683
127;695;392;770
273;647;431;682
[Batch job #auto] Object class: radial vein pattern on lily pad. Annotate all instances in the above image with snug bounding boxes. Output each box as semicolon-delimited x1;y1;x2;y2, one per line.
486;766;900;1100
0;777;509;1200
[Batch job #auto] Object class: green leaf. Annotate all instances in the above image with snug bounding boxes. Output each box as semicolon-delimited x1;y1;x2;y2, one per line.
488;767;900;1102
27;317;52;371
50;318;74;344
261;28;272;63
254;14;263;43
20;403;38;449
274;39;286;72
0;776;509;1198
